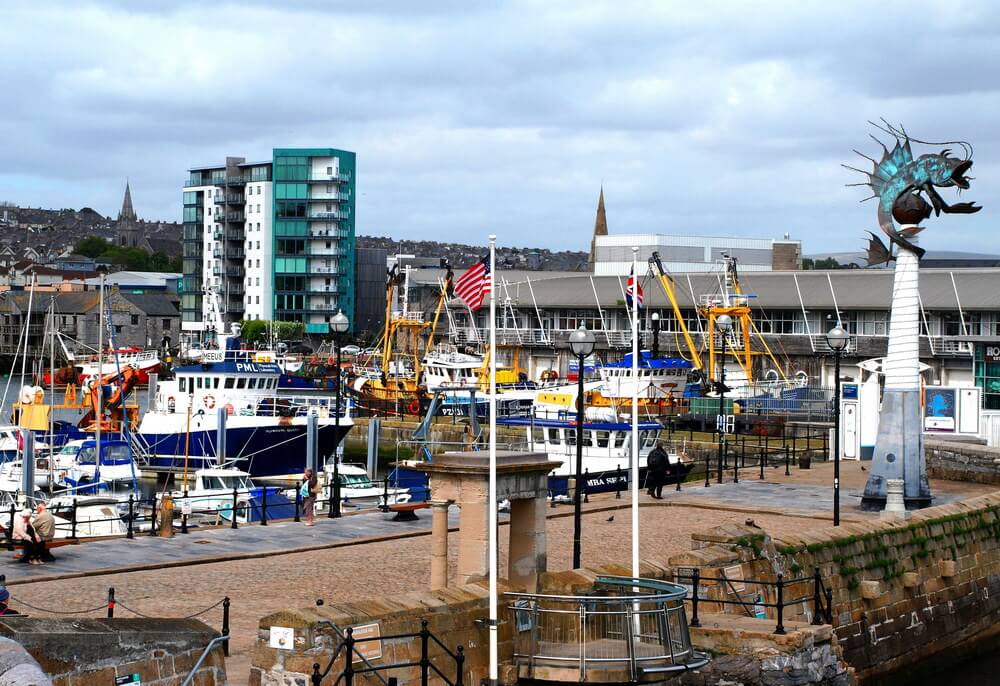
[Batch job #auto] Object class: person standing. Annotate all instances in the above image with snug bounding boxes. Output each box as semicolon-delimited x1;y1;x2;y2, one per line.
32;503;56;562
646;441;669;499
301;467;319;526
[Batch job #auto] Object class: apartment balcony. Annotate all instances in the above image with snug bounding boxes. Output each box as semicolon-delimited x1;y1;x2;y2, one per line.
308;226;344;238
305;212;348;221
306;192;350;203
309;247;342;257
312;265;342;274
228;283;245;295
213;194;245;205
308;285;340;294
225;229;245;241
305;172;351;183
308;302;336;311
225;266;245;277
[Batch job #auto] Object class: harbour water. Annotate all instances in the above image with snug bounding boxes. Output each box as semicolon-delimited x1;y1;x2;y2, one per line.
884;641;1000;685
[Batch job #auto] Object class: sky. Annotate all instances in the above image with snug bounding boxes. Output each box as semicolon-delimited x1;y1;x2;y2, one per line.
3;0;1000;255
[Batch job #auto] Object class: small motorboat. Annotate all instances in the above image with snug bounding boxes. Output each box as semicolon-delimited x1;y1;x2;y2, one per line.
45;495;129;538
162;468;294;525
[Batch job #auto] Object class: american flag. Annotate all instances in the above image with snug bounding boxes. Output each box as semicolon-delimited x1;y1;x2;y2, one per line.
626;266;644;308
454;255;492;311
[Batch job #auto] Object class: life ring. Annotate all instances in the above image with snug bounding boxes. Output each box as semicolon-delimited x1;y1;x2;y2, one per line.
407;399;420;415
204;394;216;409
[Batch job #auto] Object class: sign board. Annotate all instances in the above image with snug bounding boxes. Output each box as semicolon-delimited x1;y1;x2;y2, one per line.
722;565;746;593
924;388;957;432
115;675;141;685
350;623;383;663
269;626;295;650
716;414;735;434
514;599;533;632
180;499;192;516
984;344;1000;363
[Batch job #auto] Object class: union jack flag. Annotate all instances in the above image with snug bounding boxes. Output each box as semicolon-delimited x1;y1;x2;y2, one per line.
625;266;644;308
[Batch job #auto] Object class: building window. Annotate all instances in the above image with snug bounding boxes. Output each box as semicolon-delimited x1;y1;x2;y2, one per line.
327;166;333;175
115;325;123;333
162;319;171;329
131;314;139;326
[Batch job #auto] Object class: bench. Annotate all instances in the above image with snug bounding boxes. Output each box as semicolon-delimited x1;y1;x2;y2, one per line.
387;502;430;522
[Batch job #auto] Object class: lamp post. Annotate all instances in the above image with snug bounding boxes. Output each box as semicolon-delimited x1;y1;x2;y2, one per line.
331;309;350;518
651;312;660;358
716;314;732;485
826;325;849;526
569;324;596;569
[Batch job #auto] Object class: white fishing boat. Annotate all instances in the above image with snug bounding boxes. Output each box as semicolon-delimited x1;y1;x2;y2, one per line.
319;462;410;508
46;495;129;538
0;457;56;491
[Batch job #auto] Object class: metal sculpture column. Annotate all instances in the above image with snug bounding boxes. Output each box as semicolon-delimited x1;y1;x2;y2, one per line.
845;121;981;510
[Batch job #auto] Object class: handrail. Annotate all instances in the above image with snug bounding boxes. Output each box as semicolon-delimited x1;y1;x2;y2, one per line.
180;634;231;686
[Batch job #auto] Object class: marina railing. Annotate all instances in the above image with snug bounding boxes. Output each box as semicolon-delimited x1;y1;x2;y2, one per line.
674;568;834;634
507;576;709;682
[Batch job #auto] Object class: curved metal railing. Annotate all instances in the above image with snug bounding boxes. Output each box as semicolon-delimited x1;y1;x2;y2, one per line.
506;576;709;682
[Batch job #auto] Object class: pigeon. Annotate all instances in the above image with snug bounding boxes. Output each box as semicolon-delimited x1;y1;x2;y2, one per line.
606;515;615;522
861;465;867;471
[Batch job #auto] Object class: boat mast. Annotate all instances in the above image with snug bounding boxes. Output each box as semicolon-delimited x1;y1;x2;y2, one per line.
649;252;702;370
48;296;55;495
96;275;103;455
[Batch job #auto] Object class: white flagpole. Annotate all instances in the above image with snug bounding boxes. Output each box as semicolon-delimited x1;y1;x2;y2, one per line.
631;246;640;579
488;235;499;686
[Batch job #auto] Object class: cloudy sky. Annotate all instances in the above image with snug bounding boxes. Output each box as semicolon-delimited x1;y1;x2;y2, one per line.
3;0;999;254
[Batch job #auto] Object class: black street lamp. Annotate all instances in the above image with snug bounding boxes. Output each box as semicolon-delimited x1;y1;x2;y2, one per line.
569;324;596;569
331;309;350;518
826;325;849;526
716;314;732;485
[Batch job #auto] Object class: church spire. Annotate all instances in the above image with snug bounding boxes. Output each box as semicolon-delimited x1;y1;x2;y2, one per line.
119;180;136;222
588;186;608;271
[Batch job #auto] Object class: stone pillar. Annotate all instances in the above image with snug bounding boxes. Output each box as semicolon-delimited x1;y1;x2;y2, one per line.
880;479;911;521
507;496;547;591
430;501;451;590
457;496;490;586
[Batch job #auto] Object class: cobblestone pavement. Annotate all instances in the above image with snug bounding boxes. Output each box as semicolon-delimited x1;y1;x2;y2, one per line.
5;464;994;685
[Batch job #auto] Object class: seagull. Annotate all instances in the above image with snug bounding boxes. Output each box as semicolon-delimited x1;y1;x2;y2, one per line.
606;515;615;522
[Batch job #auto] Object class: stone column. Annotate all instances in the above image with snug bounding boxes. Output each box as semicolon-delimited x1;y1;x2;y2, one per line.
430;501;451;590
507;494;547;591
456;487;490;585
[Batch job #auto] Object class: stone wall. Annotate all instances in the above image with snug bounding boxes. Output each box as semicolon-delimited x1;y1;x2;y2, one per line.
926;438;1000;485
0;618;226;686
668;493;1000;682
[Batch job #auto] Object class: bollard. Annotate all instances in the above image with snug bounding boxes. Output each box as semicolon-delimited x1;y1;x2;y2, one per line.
344;628;355;686
222;596;231;656
784;446;790;476
159;496;175;538
294;486;301;523
760;451;765;480
71;499;78;540
311;664;322;686
704;451;710;488
107;587;115;618
615;464;622;499
775;573;786;634
181;489;189;535
231;488;239;529
260;487;268;526
812;567;823;626
733;450;739;484
127;494;135;539
690;569;701;627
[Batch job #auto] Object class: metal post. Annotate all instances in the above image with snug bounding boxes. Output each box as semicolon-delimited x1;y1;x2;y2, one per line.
126;494;134;539
327;477;335;519
833;350;842;526
147;496;155;537
344;628;355;686
222;596;231;656
775;573;786;634
335;331;342;473
704;450;710;488
456;645;465;686
217;405;227;465
307;412;319;475
71;498;78;540
6;505;14;550
784;446;790;476
181;489;189;535
420;618;430;686
311;664;322;686
107;587;115;618
260;485;268;526
583;468;589;503
615;464;622;499
332;458;341;518
734;448;739;484
812;567;823;625
690;569;701;627
717;334;726;484
231;487;238;529
760;451;765;480
572;351;585;570
382;476;390;512
294;487;301;522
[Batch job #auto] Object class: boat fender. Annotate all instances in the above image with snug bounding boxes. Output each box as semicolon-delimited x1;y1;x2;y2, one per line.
225;403;234;416
407;399;420;415
204;394;216;409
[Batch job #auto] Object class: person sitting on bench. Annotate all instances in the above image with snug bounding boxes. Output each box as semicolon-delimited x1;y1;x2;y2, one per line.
32;503;56;562
12;509;44;565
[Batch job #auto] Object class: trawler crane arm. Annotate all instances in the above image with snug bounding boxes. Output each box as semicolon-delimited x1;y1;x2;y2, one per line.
649;253;703;371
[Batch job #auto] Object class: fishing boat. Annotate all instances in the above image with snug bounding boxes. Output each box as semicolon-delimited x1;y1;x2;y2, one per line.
74;347;162;386
57;439;140;498
136;325;353;477
161;468;294;524
318;462;411;508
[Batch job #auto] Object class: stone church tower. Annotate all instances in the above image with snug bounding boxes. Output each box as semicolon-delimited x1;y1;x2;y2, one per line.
115;181;147;249
587;187;608;271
